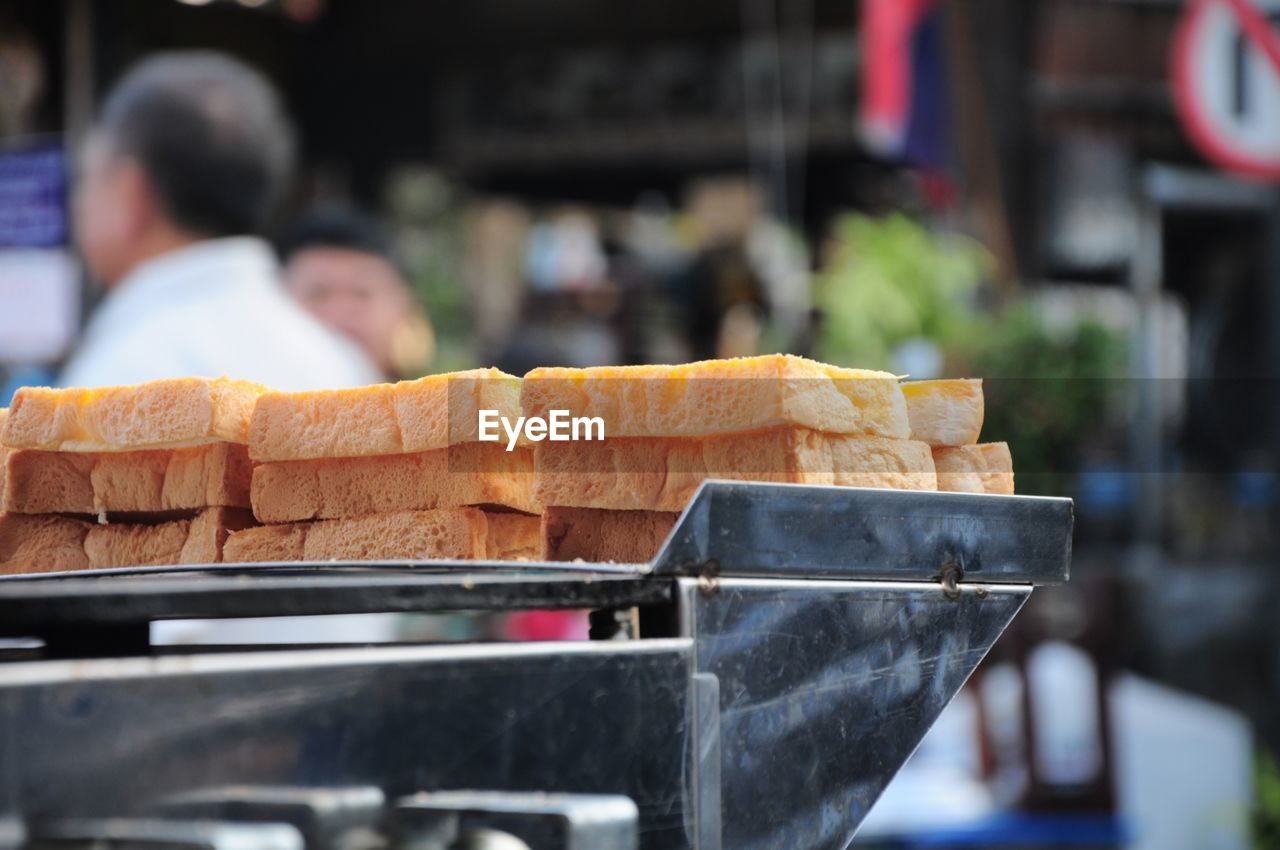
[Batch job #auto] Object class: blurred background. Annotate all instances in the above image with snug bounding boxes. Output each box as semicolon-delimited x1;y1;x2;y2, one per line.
1;0;1279;847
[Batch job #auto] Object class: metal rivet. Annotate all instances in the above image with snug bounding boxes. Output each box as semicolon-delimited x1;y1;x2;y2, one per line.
940;562;963;600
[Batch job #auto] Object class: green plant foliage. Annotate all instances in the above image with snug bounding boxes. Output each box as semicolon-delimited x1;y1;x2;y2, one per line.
814;212;1128;496
962;307;1128;495
410;241;478;374
815;212;991;370
1257;749;1280;849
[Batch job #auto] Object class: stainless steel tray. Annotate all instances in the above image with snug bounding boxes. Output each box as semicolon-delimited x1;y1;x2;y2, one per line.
0;481;1073;850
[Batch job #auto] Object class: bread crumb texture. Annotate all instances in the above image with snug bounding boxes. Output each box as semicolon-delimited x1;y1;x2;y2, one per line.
933;442;1014;495
224;508;539;563
250;443;535;522
0;507;254;574
2;378;266;451
542;506;678;563
249;368;521;461
902;379;985;447
3;443;252;515
534;426;937;511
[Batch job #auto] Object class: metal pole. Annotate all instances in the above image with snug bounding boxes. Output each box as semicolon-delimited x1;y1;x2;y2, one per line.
1130;190;1163;559
63;0;94;151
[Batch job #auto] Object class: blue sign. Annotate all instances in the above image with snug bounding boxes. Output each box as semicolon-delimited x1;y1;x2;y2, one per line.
0;139;68;248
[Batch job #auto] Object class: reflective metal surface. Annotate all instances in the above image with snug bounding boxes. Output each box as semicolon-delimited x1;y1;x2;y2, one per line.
654;481;1073;584
26;820;304;850
0;484;1071;849
394;791;638;850
677;578;1029;850
0;571;667;644
154;786;385;850
0;642;695;850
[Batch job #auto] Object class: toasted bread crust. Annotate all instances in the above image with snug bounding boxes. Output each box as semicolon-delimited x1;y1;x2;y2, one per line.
2;378;267;452
521;354;910;439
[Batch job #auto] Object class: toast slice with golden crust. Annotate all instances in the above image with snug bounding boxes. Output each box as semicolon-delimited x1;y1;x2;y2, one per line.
2;378;267;452
521;354;910;440
249;368;522;461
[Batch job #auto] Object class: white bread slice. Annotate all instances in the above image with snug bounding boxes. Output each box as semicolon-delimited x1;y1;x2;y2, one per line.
0;512;92;573
902;379;985;447
542;506;678;563
521;354;910;439
251;443;536;523
222;522;307;562
83;507;256;568
249;368;521;462
974;442;1014;495
933;442;1014;495
535;426;936;512
0;507;254;574
3;443;252;516
2;378;267;452
484;511;542;561
0;409;7;502
223;508;540;563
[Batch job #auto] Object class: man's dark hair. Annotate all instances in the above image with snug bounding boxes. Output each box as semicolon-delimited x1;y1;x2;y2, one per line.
98;51;294;237
279;207;408;279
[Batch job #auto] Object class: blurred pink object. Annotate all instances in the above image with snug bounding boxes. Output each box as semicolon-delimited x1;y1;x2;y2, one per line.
505;610;589;641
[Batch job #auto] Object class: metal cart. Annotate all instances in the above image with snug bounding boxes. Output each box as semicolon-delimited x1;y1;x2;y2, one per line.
0;482;1072;850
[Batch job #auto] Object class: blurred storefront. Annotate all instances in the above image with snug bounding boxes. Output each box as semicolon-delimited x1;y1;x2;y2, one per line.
2;0;1280;845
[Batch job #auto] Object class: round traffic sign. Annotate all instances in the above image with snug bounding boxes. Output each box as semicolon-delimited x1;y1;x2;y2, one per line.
1172;0;1280;180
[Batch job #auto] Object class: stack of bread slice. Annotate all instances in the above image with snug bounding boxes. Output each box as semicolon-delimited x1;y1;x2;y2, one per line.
223;369;541;563
901;379;1014;495
0;378;263;574
0;361;1015;575
525;354;940;563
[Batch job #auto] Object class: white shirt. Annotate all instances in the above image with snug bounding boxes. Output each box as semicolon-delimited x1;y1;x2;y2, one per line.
60;236;383;390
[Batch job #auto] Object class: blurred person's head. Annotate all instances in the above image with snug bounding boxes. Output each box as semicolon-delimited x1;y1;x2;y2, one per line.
280;208;433;378
74;52;294;285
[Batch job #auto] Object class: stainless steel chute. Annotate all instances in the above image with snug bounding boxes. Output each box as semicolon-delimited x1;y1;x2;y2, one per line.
0;482;1072;850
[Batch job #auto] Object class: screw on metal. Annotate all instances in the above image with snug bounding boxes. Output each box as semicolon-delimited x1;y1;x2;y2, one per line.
681;558;720;578
939;562;963;600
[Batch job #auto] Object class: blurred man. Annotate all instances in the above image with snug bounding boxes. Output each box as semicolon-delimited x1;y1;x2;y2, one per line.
280;209;433;380
61;52;381;389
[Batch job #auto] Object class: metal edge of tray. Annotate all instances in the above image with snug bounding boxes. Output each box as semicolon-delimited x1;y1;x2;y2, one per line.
0;482;1071;633
0;568;669;635
0;559;649;582
650;480;1073;585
